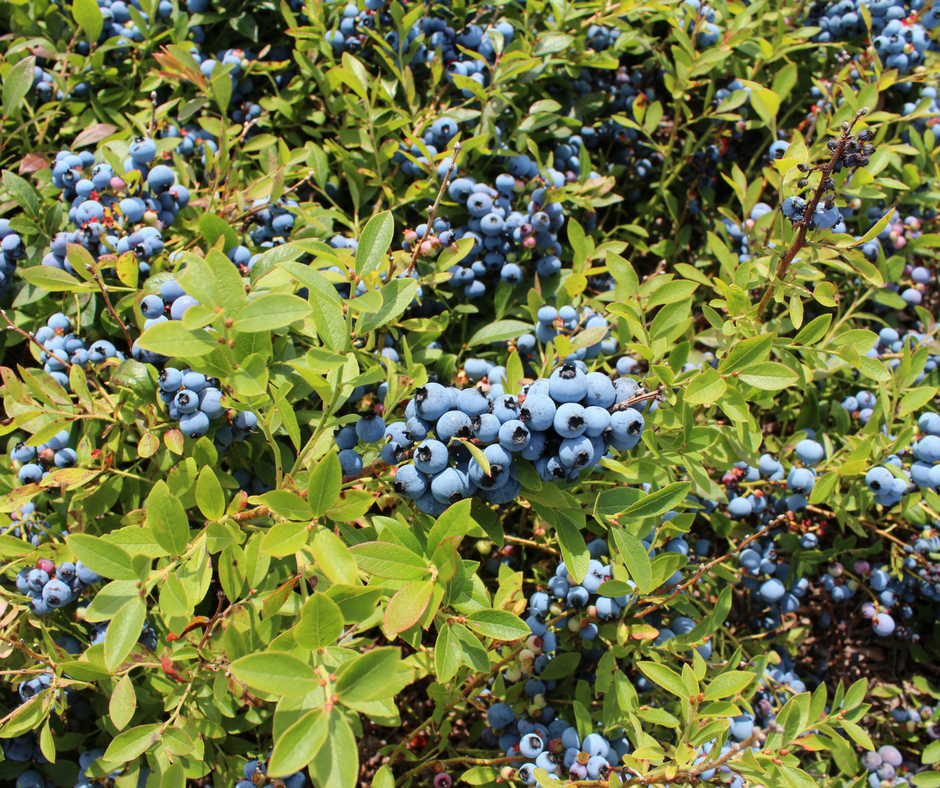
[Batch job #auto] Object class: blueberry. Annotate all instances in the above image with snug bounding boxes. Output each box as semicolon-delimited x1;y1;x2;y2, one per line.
413;383;452;421
159;367;183;392
174;389;199;415
553;402;586;438
18;464;43;485
487;702;515;730
140;294;165;319
180;411;210;438
54;448;78;468
430;467;471;505
42;578;72;608
338;449;363;477
335;425;359;450
393;465;427;499
498;420;530;452
414;439;449;475
794;439;824;466
356;414;386;443
548;364;587;403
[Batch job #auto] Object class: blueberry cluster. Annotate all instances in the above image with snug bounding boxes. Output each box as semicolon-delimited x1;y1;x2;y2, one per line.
13;556;102;616
0;218;27;299
12;424;82;485
864;413;940;503
807;0;938;76
160;122;219;163
18;312;124;392
428;157;575;294
326;5;514;99
236;756;306;788
683;0;721;47
338;366;652;515
482;702;630;784
42;139;187;279
236;197;300;251
1;503;62;547
150;359;258;445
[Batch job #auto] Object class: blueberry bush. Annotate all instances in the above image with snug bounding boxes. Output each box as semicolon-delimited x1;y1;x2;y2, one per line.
2;0;940;788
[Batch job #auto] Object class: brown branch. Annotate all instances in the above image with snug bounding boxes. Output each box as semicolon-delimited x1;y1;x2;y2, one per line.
405;143;461;277
87;266;134;353
626;518;780;620
756;107;869;319
0;309;72;368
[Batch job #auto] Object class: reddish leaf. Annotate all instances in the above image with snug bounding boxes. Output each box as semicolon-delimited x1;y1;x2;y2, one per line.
73;123;119;148
18;154;49;174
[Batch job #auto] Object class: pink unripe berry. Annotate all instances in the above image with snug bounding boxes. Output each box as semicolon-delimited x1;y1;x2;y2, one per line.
110;176;126;191
523;236;537;249
37;558;55;574
854;560;870;574
434;773;453;788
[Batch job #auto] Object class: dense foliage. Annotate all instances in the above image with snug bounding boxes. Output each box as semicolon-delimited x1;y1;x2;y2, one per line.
2;1;940;788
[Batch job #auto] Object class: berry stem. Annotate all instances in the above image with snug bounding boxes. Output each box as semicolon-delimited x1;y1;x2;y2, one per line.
755;107;869;321
405;143;462;277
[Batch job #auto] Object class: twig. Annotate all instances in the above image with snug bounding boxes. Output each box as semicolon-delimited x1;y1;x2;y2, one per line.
626;519;779;620
148;91;159;140
0;309;72;368
755;107;869;319
87;266;134;353
405;143;461;277
610;384;667;413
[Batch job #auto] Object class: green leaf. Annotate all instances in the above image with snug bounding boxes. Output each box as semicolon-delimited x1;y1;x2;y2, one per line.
355;211;394;277
622;482;692;519
426;498;472;555
268;709;329;777
924;740;940;765
465;610;530;641
793;314;832;346
434;626;460;683
384;579;433;634
102;723;162;763
308;451;342;518
229;652;320;696
334;647;402;703
309;528;358;586
195;466;225;520
232;293;312;332
554;510;590;585
2;57;36;117
719;334;775;373
309;710;358;788
260;521;308;558
109;674;137;732
348;542;430;581
702;671;756;700
105;597;147;672
20;265;86;292
738;362;800;390
537;652;582;681
137;320;218;357
467;320;535;347
65;534;136;581
252;490;310;521
912;774;940;788
72;0;104;46
637;662;689;699
146;481;190;556
850;207;895;247
610;526;652;594
684;368;727;405
295;593;345;649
